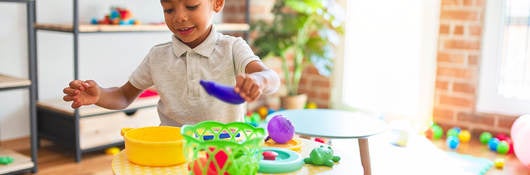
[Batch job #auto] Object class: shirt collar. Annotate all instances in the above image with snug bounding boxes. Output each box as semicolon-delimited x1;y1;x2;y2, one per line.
172;25;218;58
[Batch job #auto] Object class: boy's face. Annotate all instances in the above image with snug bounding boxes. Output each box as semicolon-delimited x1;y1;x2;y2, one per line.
161;0;223;47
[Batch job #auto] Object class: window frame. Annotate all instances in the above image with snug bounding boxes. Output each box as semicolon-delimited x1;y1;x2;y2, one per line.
477;0;530;115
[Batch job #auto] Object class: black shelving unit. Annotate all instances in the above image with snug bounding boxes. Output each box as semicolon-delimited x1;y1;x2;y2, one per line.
35;0;250;162
0;0;38;174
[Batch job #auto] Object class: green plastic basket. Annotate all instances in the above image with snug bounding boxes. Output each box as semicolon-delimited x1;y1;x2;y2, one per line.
181;121;265;175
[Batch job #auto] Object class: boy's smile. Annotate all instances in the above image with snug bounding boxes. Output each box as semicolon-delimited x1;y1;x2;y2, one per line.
161;0;224;48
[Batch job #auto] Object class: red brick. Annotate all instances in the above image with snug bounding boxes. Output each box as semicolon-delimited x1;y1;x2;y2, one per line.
497;115;518;131
469;25;483;36
437;52;466;64
468;54;479;66
435;80;450;90
436;66;474;79
456;112;494;125
454;25;464;35
442;0;463;6
433;107;455;121
439;24;450;34
439;94;473;108
443;38;481;50
440;9;480;21
452;82;475;94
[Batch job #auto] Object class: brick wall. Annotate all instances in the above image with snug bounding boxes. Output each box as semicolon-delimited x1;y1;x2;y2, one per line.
433;0;518;136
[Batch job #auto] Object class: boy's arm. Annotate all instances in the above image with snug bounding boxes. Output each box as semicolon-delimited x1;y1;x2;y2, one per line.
96;81;144;109
64;80;143;109
235;60;280;101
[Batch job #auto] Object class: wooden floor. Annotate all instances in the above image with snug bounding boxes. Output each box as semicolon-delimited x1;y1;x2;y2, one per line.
1;135;529;175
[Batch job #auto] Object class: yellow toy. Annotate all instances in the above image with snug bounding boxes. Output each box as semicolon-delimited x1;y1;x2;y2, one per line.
105;147;121;155
458;130;471;143
494;158;505;169
306;102;318;109
257;106;269;119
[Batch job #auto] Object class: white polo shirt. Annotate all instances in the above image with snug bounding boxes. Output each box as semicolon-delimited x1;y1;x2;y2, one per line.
129;26;259;126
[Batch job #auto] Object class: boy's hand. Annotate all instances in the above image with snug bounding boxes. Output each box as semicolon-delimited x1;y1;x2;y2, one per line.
63;80;101;108
235;74;262;102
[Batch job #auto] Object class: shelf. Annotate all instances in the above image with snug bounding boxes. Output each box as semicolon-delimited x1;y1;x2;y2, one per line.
37;96;159;117
0;74;31;90
0;0;33;3
0;148;34;174
35;23;249;33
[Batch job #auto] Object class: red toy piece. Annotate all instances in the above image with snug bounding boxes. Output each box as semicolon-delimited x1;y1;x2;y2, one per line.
263;151;278;160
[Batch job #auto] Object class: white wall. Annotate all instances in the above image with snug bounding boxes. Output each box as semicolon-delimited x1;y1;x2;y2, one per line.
0;0;178;141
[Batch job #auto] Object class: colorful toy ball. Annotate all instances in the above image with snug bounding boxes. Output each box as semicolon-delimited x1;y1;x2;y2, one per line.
479;132;492;145
496;141;510;154
447;128;460;138
512;115;530;167
458;130;471;143
267;115;295;144
494;158;505;169
446;136;459;150
488;138;500;152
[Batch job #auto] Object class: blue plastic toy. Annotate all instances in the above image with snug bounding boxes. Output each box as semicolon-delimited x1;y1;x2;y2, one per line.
199;80;245;104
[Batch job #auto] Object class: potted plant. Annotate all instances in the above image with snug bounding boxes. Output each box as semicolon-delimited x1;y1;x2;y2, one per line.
251;0;344;109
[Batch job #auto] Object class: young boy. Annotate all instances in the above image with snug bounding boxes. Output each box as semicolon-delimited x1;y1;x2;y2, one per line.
62;0;280;126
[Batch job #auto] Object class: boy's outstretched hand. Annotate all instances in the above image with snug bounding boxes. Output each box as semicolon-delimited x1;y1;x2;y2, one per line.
235;74;262;102
63;80;100;108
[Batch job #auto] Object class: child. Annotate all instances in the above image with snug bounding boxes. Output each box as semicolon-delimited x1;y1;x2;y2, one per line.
62;0;280;126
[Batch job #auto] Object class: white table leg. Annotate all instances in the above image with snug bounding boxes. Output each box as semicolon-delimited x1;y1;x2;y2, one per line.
358;138;371;175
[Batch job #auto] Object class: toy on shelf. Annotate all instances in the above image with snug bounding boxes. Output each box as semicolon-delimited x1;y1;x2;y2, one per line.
0;156;14;165
266;115;295;144
105;147;121;155
91;6;140;25
199;80;245;105
258;147;304;173
304;145;341;167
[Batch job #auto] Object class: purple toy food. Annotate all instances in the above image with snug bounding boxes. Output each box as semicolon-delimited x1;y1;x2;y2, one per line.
199;80;245;105
267;115;295;144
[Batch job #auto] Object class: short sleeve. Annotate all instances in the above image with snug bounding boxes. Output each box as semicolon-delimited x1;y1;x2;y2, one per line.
232;37;260;75
129;49;154;90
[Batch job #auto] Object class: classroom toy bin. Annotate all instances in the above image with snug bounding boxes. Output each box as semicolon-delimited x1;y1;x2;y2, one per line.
181;121;266;175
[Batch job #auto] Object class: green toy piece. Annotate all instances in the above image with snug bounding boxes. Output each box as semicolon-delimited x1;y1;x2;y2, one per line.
0;156;14;165
304;145;340;167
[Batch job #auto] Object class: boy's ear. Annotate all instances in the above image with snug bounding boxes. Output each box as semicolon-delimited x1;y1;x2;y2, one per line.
213;0;225;12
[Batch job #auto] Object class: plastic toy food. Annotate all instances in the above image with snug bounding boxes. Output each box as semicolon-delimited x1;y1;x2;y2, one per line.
199;80;245;104
262;151;278;160
258;147;304;173
0;156;14;165
267;115;295;144
304;145;340;167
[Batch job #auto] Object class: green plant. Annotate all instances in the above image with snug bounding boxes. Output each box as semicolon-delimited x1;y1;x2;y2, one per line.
251;0;344;96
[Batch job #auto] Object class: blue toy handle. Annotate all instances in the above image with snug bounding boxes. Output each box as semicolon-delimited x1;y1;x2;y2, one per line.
199;80;245;104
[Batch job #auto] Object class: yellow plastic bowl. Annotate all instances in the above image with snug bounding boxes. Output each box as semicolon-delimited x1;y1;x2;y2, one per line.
121;126;185;166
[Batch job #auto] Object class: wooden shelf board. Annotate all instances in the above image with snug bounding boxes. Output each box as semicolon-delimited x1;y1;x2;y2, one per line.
37;96;159;117
0;148;34;174
0;74;31;89
35;23;249;33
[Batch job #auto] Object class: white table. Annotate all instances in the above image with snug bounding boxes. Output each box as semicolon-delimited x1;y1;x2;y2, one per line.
267;109;387;175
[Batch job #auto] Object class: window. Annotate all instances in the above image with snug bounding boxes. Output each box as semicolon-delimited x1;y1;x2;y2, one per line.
331;0;439;122
477;0;530;115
